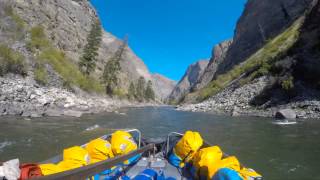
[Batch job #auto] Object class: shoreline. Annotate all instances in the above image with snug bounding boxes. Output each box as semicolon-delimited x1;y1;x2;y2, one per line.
176;104;320;119
2;74;319;120
176;77;320;119
0;75;165;118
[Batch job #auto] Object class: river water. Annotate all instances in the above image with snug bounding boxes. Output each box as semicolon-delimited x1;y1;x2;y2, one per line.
0;107;320;179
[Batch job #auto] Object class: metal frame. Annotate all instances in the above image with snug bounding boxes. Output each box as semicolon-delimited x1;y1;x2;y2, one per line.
99;128;142;148
33;144;155;180
166;132;183;155
126;129;142;148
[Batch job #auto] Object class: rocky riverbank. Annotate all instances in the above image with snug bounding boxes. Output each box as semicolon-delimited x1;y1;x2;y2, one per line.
177;76;320;119
0;75;158;118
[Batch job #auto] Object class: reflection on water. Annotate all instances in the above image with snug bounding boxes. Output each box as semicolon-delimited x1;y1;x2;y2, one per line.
0;107;320;179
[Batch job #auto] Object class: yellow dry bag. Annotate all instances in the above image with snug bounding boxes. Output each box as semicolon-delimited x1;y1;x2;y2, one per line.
39;164;61;176
191;146;223;180
171;131;203;167
111;130;137;156
57;146;89;171
86;138;114;164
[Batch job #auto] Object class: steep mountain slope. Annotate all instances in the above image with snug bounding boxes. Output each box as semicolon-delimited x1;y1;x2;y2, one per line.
192;40;232;91
168;60;209;103
0;0;173;117
292;0;320;85
10;0;172;97
179;0;320;118
152;74;176;101
216;0;313;75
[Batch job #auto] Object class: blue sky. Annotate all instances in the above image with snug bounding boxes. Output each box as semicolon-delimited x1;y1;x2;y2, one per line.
90;0;246;81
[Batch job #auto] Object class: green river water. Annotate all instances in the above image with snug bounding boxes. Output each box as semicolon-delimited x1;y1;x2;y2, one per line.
0;107;320;179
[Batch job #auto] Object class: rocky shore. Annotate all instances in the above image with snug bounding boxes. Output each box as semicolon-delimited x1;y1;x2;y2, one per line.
177;76;320;119
0;75;157;118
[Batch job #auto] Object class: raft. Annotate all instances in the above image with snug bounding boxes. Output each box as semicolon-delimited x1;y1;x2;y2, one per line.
22;129;263;180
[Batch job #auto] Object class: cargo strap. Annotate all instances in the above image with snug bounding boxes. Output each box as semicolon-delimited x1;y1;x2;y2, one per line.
29;143;155;180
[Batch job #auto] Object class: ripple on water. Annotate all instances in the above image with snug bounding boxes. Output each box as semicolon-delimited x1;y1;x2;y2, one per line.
84;124;100;131
0;141;14;152
272;120;298;125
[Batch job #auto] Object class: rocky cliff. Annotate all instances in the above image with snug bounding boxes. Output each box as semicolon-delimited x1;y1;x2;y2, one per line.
168;60;208;103
292;0;320;85
216;0;313;75
11;0;172;96
0;0;173;117
152;74;176;101
192;40;232;91
179;0;320;119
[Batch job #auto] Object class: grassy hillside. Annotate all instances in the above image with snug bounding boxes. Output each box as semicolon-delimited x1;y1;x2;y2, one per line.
185;17;304;103
27;26;104;93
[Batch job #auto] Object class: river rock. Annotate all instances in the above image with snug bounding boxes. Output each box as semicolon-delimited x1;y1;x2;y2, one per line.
275;109;297;119
0;75;128;118
63;110;83;118
21;111;43;118
231;106;241;117
44;109;63;117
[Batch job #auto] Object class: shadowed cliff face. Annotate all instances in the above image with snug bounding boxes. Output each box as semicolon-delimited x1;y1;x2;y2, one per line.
216;0;313;76
192;40;232;91
292;0;320;83
178;0;320;119
168;60;209;103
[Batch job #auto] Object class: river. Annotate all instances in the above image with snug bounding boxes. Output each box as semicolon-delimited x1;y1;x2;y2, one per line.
0;107;320;179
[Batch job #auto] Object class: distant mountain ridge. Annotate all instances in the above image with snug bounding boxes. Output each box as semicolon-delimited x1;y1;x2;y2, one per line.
192;40;232;91
168;60;208;103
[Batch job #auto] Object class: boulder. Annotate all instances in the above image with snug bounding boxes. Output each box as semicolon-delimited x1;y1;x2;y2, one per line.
44;109;63;117
21;111;43;118
63;110;83;118
231;106;241;117
275;109;297;119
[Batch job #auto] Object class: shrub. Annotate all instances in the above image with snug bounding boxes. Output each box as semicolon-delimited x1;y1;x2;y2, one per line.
281;76;294;91
4;5;25;31
39;48;103;93
26;26;50;52
27;25;103;93
0;44;27;76
1;5;25;40
34;65;48;85
113;88;127;99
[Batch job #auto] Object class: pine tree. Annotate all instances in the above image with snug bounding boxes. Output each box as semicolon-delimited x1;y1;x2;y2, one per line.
79;20;102;76
102;36;127;95
136;76;146;102
128;82;136;100
145;80;155;101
